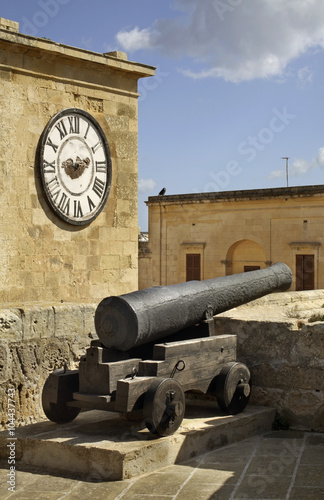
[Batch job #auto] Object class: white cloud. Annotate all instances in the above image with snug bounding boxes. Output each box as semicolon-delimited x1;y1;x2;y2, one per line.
298;66;314;87
290;158;313;175
268;169;285;179
290;147;324;176
138;178;157;193
316;147;324;166
116;27;158;52
268;146;324;179
116;0;324;82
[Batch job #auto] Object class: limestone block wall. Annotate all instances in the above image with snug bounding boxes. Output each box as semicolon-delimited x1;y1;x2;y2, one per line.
0;21;154;303
214;290;324;432
0;303;97;429
138;236;152;290
144;187;324;289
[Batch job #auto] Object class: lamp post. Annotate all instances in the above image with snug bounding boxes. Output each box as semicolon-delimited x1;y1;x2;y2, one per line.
282;157;289;187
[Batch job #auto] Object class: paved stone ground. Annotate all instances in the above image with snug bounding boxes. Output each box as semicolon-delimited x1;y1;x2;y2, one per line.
1;430;323;499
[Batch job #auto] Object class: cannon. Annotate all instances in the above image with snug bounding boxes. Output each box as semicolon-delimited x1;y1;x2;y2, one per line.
42;263;292;437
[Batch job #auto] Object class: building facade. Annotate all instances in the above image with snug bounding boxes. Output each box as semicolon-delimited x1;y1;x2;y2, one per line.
0;18;155;428
0;18;154;303
139;185;324;291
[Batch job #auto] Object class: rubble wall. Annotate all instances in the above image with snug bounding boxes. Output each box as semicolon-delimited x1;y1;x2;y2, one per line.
0;303;96;429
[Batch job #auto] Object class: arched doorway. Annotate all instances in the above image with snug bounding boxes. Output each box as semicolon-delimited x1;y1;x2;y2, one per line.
226;240;267;275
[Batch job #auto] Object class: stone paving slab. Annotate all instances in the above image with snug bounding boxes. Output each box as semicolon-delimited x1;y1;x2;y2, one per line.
0;431;323;499
0;403;275;481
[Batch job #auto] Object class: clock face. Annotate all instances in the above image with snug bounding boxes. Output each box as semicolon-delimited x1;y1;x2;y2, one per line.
39;108;111;225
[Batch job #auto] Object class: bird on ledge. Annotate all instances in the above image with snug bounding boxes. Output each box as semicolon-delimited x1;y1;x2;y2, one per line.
158;187;166;195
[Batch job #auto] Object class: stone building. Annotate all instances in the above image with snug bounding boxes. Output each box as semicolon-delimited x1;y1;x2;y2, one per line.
0;17;154;304
139;185;324;291
0;18;154;428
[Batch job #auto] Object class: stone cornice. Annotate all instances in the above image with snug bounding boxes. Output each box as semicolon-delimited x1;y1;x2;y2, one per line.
146;185;324;206
0;28;155;79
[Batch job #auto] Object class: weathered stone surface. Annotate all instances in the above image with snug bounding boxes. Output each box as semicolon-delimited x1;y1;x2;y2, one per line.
0;405;275;481
53;304;85;338
0;303;96;429
0;309;23;340
215;290;324;431
0;24;154;304
0;342;9;380
22;305;55;341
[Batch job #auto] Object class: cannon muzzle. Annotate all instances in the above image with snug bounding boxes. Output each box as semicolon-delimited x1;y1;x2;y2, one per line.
95;262;292;351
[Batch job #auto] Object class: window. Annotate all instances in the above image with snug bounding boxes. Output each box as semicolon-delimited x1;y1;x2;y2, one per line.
296;254;314;290
186;254;201;281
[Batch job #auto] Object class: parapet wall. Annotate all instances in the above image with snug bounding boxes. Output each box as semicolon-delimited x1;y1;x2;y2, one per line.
214;290;324;432
1;291;323;431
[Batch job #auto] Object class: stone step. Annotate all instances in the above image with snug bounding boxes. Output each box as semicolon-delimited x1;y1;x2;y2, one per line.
0;403;276;481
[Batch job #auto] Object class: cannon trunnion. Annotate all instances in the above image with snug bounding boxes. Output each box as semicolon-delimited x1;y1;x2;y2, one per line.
42;264;292;437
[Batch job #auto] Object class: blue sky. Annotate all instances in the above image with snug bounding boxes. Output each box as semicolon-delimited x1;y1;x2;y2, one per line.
3;1;324;230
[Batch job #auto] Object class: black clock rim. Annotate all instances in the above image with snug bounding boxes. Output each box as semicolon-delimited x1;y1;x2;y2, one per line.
38;108;112;226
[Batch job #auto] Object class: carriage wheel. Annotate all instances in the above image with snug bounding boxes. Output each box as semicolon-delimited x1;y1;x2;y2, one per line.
143;378;185;436
42;371;81;424
215;362;251;415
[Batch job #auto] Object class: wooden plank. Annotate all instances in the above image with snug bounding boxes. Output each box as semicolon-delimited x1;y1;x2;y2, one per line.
158;346;236;390
139;335;237;379
138;360;165;377
80;335;238;413
153;335;237;360
115;337;238;412
169;359;231;392
72;392;113;411
115;377;155;413
108;359;141;391
79;358;141;395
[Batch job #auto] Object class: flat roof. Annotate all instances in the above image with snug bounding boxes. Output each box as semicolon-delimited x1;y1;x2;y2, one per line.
0;19;155;79
146;184;324;205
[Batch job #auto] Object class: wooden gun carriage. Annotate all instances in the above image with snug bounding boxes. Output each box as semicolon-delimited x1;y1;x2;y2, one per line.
42;263;292;437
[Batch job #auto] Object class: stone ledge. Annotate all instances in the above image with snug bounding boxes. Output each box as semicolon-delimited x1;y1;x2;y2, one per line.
246;289;324;306
0;404;275;481
0;303;96;341
146;185;324;205
0;26;155;78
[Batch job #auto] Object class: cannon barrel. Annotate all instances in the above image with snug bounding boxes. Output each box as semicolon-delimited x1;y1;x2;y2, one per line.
95;262;292;351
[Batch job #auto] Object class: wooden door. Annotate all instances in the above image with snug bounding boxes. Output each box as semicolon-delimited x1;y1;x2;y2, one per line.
296;255;314;290
186;254;201;281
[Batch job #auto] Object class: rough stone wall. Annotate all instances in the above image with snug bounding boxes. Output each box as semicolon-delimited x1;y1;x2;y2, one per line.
0;303;97;429
0;23;154;303
214;290;324;432
1;292;323;431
